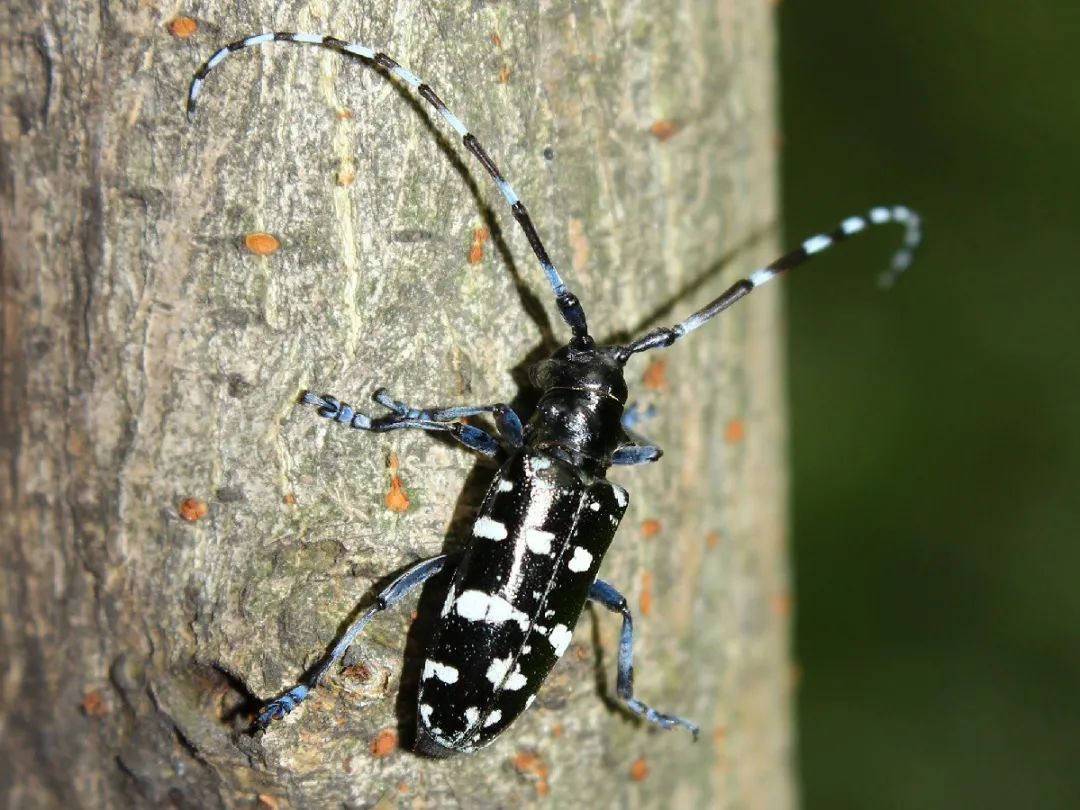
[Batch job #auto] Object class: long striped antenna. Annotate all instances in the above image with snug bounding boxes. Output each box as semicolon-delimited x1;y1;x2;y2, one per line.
187;32;592;340
616;205;922;360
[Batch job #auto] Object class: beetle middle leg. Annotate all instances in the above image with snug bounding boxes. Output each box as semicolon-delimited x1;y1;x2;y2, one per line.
257;552;461;729
589;579;699;738
302;390;522;456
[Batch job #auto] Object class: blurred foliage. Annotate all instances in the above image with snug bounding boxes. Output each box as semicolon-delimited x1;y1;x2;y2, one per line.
780;2;1080;808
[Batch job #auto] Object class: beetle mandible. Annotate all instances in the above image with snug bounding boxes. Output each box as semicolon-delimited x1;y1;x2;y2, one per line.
187;31;921;756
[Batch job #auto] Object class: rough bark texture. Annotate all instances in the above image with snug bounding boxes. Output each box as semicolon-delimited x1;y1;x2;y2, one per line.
1;1;790;807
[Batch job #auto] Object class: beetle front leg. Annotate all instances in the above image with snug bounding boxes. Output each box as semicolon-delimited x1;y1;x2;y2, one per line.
589;579;699;738
258;552;461;729
302;390;522;457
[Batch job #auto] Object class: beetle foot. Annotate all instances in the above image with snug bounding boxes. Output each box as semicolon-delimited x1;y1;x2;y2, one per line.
627;697;699;740
255;684;310;730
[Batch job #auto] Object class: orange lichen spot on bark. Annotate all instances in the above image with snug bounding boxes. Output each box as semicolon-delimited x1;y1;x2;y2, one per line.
772;591;792;618
179;497;208;521
725;418;745;443
706;531;721;549
468;227;491;264
244;232;280;256
282;493;297;506
713;725;728;744
342;661;372;682
550;722;564;738
640;571;654;617
642;357;668;391
641;518;662;538
567;218;591;274
338;108;355;120
256;795;280;810
397;782;410;793
81;689;110;717
511;750;551;797
649;120;681;142
629;756;649;782
336;170;356;187
370;728;398;757
168;17;198;38
386;476;410;512
385;452;410;512
491;32;503;47
498;65;512;84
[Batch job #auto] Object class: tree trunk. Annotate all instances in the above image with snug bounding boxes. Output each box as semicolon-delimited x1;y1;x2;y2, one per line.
1;1;790;807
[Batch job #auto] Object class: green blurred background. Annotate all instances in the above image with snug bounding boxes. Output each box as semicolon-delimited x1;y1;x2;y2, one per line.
780;3;1080;808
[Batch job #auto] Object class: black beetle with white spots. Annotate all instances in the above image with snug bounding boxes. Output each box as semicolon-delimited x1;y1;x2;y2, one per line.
187;31;922;757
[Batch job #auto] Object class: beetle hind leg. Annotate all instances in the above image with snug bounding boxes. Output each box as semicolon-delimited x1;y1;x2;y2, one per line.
256;552;460;731
589;579;699;739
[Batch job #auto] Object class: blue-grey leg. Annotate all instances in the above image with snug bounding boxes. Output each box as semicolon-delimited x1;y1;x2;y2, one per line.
588;579;699;738
614;404;663;465
258;553;460;729
303;391;522;456
611;442;662;465
372;388;523;447
621;402;656;430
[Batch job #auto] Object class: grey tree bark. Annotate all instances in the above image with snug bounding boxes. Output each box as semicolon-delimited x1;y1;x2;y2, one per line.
1;1;791;807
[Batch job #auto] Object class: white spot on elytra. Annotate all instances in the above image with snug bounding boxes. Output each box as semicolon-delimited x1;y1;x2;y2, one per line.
522;644;532;654
486;656;512;685
423;659;460;684
612;487;627;508
473;516;508;541
483;710;502;727
531;456;552;470
525;527;554;555
505;665;528;691
497;479;514;493
419;704;434;724
486;656;527;690
589;501;601;511
464;706;480;726
441;587;456;617
548;623;573;656
456;590;530;629
568;546;593;572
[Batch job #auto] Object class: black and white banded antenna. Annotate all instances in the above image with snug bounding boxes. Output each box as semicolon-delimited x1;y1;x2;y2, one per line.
186;31;592;341
615;205;922;361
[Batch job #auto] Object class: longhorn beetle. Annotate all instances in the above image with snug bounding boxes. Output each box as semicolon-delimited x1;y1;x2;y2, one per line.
187;31;921;757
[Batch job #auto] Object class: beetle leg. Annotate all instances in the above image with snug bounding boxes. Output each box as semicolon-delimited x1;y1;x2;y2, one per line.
257;552;461;730
620;402;656;430
372;389;523;448
301;391;522;456
612;425;663;466
588;579;699;739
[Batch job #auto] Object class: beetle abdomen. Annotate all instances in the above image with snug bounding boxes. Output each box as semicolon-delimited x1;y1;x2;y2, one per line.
416;449;627;755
